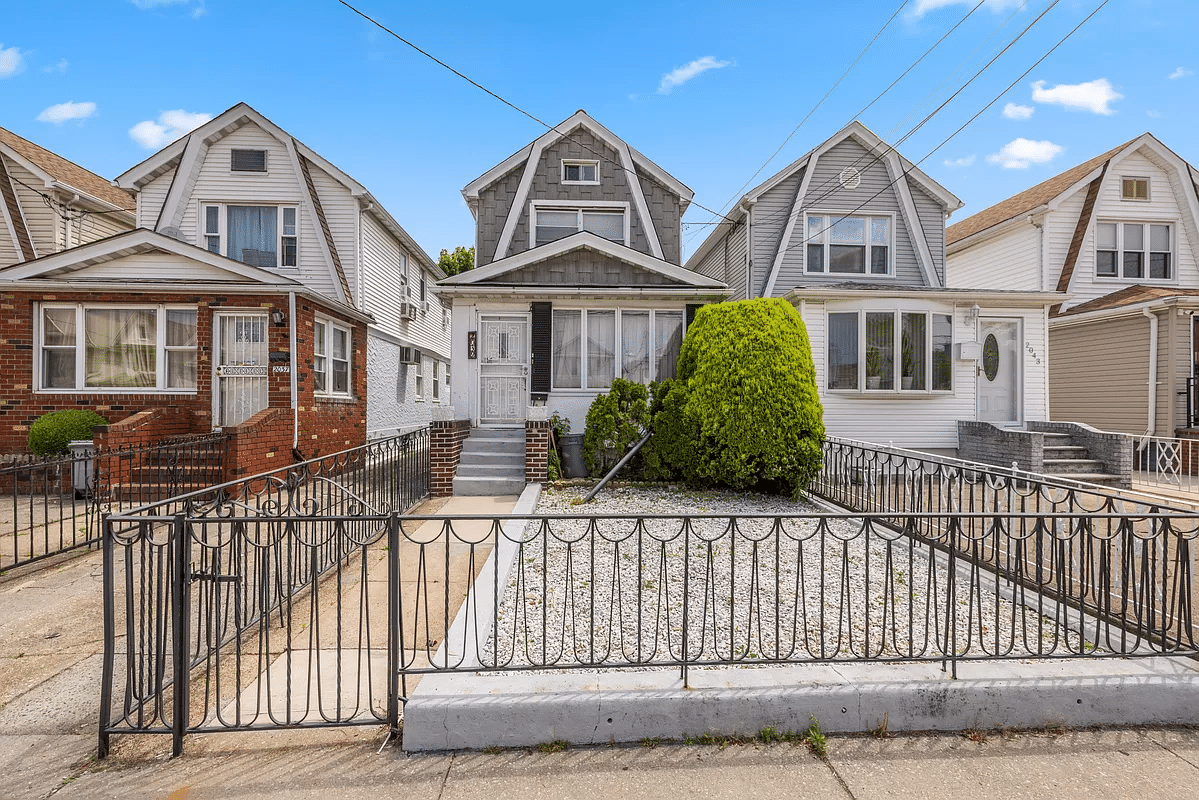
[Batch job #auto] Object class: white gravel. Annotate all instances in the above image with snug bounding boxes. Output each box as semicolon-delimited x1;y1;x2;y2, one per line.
481;485;1096;669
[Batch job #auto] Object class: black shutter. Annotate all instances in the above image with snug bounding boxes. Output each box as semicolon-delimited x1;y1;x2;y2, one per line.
530;301;552;400
685;303;704;329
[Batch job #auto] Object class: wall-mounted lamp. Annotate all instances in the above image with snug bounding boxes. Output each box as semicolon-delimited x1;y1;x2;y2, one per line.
966;304;981;326
271;308;286;326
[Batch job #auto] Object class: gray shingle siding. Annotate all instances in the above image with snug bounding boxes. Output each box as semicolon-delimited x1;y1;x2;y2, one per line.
476;163;524;267
497;249;684;285
637;166;680;264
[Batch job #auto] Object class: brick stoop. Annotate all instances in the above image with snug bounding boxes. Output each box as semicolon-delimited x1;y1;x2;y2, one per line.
453;428;525;496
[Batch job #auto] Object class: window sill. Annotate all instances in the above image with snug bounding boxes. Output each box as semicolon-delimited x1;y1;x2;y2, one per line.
315;394;356;404
804;271;896;278
1094;276;1176;284
827;389;954;397
35;388;199;395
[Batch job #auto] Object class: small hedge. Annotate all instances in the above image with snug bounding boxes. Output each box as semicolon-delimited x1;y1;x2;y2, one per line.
644;298;824;497
582;378;648;477
27;410;108;456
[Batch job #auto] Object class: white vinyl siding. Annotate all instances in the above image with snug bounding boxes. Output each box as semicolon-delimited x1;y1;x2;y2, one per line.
946;221;1041;290
8;160;57;257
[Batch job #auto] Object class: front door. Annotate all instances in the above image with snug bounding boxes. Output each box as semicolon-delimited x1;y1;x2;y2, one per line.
977;317;1022;425
214;312;269;428
478;315;528;426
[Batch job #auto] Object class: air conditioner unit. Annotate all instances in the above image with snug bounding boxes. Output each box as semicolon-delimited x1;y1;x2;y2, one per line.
399;347;420;365
400;301;417;321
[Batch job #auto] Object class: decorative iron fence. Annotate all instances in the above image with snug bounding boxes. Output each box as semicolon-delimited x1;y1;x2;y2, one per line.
99;433;1196;756
0;432;227;571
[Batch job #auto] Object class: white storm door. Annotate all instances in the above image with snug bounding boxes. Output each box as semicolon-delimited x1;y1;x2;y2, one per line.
214;312;269;427
977;317;1022;425
478;315;528;425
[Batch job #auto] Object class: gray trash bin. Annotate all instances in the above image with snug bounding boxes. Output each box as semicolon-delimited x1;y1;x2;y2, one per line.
67;440;95;498
559;434;587;478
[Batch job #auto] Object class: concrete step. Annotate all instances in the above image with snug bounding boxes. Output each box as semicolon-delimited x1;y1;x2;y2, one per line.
1045;471;1122;485
1043;445;1089;458
453;475;526;496
455;462;524;479
458;450;525;467
1043;458;1107;474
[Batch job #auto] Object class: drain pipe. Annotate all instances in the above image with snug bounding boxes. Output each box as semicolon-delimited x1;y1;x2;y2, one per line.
290;291;299;452
582;432;651;503
1141;307;1159;445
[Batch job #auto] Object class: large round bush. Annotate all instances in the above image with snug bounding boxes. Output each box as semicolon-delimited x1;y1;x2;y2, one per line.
646;298;824;497
27;410;108;456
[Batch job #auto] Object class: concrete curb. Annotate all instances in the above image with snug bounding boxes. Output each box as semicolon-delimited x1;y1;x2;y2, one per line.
402;656;1199;751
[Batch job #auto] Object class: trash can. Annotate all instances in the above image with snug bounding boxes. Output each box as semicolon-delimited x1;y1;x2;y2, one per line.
67;440;95;498
559;434;587;478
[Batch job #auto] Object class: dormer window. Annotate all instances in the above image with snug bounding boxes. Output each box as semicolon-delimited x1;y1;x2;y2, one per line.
203;204;298;268
805;214;892;275
231;149;268;172
533;205;627;247
561;160;599;185
1121;177;1149;201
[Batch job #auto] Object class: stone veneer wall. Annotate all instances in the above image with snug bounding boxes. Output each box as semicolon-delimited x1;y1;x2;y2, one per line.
957;421;1044;473
1027;420;1132;489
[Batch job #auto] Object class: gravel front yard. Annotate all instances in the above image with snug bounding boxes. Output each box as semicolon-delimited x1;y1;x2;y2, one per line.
482;485;1088;669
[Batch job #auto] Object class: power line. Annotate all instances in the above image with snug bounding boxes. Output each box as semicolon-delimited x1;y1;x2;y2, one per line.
338;0;742;227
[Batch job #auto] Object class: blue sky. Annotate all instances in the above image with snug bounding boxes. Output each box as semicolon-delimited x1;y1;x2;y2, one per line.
3;0;1197;260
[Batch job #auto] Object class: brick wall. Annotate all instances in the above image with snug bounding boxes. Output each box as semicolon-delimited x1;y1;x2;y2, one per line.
525;419;549;484
223;407;293;480
1027;420;1132;489
93;407;196;452
430;419;470;496
957;421;1043;472
0;289;367;466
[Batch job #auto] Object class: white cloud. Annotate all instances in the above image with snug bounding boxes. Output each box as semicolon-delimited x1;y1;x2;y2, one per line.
130;0;206;17
0;45;25;78
987;138;1063;169
128;109;211;149
1169;67;1191;80
36;101;96;124
908;0;1021;19
944;155;976;168
658;56;731;94
1002;102;1034;120
43;58;69;73
1147;109;1163;119
1031;78;1121;115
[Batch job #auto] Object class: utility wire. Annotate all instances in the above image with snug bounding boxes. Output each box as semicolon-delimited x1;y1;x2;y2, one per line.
338;0;742;226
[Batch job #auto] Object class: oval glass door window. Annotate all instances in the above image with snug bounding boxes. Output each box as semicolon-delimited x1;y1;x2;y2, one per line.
982;333;1000;382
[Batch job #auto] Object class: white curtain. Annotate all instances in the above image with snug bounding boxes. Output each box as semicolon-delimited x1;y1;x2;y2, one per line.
587;311;615;389
227;206;277;267
552;310;581;388
41;307;77;388
621;311;650;384
165;309;197;389
654;311;683;381
85;309;156;388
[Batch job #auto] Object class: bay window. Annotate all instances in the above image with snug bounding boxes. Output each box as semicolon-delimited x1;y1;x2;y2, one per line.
1096;221;1171;280
551;309;684;390
828;310;952;393
533;206;627;247
314;317;351;397
38;304;197;391
806;214;891;275
203;204;298;269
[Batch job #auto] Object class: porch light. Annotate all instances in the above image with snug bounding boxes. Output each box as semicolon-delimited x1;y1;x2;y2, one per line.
271;308;286;326
967;304;981;325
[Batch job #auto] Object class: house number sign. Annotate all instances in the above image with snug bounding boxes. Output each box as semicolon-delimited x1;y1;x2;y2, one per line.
467;331;478;360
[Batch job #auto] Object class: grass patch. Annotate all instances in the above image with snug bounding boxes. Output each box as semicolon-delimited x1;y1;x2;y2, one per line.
536;740;568;754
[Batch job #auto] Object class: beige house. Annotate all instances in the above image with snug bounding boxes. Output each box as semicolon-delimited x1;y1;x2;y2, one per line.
947;133;1199;438
0;127;134;266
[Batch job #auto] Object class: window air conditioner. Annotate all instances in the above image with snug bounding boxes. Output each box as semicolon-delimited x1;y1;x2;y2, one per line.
400;347;420;365
400;301;417;321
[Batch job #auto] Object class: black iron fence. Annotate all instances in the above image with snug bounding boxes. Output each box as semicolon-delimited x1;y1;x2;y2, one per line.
0;432;227;571
99;432;1196;756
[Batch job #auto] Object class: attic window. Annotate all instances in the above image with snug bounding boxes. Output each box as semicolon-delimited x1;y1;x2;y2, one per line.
561;160;599;185
231;149;268;172
1121;177;1149;201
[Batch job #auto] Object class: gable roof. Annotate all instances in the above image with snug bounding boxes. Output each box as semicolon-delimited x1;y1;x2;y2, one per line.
113;103;439;277
0;227;305;284
438;231;725;289
0;126;134;213
461;110;694;212
1055;284;1199;317
686;120;962;277
945;137;1137;246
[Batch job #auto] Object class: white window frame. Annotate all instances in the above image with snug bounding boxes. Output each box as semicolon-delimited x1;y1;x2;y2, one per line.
1120;176;1150;202
530;200;630;248
825;309;954;395
561;159;600;185
1094;219;1175;282
313;315;352;398
414;356;425;401
200;202;299;269
35;302;199;393
550;308;686;391
432;360;440;401
803;211;896;277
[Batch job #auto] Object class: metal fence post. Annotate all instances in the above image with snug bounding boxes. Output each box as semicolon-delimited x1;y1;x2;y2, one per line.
387;511;401;732
97;512;115;759
171;514;189;757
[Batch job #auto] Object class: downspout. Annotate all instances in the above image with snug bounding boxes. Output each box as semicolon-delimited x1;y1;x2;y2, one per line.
290;291;299;452
743;199;756;299
1142;307;1159;442
1026;215;1043;290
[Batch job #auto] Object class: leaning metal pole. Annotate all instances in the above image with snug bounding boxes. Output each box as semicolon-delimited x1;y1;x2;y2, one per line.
582;432;652;503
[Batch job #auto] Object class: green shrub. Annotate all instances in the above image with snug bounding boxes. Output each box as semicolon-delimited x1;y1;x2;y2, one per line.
652;298;824;498
27;410;109;456
582;378;648;477
643;379;695;482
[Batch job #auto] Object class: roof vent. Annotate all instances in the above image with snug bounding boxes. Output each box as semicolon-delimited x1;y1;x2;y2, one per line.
839;166;861;190
231;149;267;172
